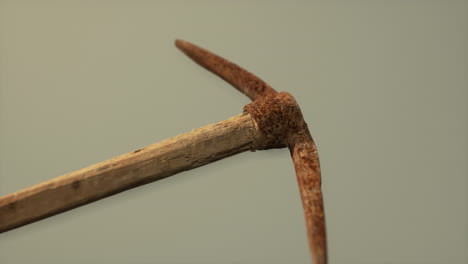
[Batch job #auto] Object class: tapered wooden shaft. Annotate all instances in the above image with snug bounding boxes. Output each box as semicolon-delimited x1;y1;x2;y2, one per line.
0;113;262;233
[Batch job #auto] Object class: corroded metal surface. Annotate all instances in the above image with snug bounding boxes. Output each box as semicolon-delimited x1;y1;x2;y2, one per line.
178;40;327;264
175;39;277;101
245;92;327;264
0;40;327;264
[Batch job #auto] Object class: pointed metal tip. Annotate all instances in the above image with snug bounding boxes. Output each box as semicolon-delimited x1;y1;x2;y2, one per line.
174;39;188;50
173;39;277;101
174;39;202;62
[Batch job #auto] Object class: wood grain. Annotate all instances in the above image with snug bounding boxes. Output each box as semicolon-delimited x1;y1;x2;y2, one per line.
0;113;262;233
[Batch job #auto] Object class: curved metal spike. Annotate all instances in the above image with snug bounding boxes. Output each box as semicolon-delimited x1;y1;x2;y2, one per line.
175;39;277;101
289;136;327;264
176;41;327;264
245;91;328;264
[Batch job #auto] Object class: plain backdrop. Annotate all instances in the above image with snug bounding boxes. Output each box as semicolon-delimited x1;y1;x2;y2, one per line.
0;1;467;264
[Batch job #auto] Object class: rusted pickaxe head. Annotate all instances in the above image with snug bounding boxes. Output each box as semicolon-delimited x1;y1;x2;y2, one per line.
176;40;327;264
0;40;326;264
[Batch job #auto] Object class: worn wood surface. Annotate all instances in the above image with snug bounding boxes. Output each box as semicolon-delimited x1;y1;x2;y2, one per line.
0;113;261;233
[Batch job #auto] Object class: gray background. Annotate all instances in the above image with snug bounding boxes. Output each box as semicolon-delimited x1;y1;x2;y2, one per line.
0;1;467;263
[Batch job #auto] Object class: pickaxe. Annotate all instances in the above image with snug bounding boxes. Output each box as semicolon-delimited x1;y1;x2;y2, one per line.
0;40;327;264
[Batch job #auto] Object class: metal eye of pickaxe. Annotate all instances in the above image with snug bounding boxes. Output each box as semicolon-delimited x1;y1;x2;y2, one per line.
0;40;327;264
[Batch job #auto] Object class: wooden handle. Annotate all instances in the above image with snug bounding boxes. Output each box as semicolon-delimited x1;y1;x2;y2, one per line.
0;113;262;233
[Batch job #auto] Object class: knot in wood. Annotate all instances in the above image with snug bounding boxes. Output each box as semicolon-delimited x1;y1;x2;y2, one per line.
244;92;308;150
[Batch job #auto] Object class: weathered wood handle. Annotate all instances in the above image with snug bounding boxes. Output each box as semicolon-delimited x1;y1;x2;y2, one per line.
0;113;261;233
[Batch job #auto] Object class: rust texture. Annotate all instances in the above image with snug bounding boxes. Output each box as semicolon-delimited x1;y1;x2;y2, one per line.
289;137;327;264
244;92;327;264
0;40;327;264
175;39;277;100
177;40;327;264
244;92;304;149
